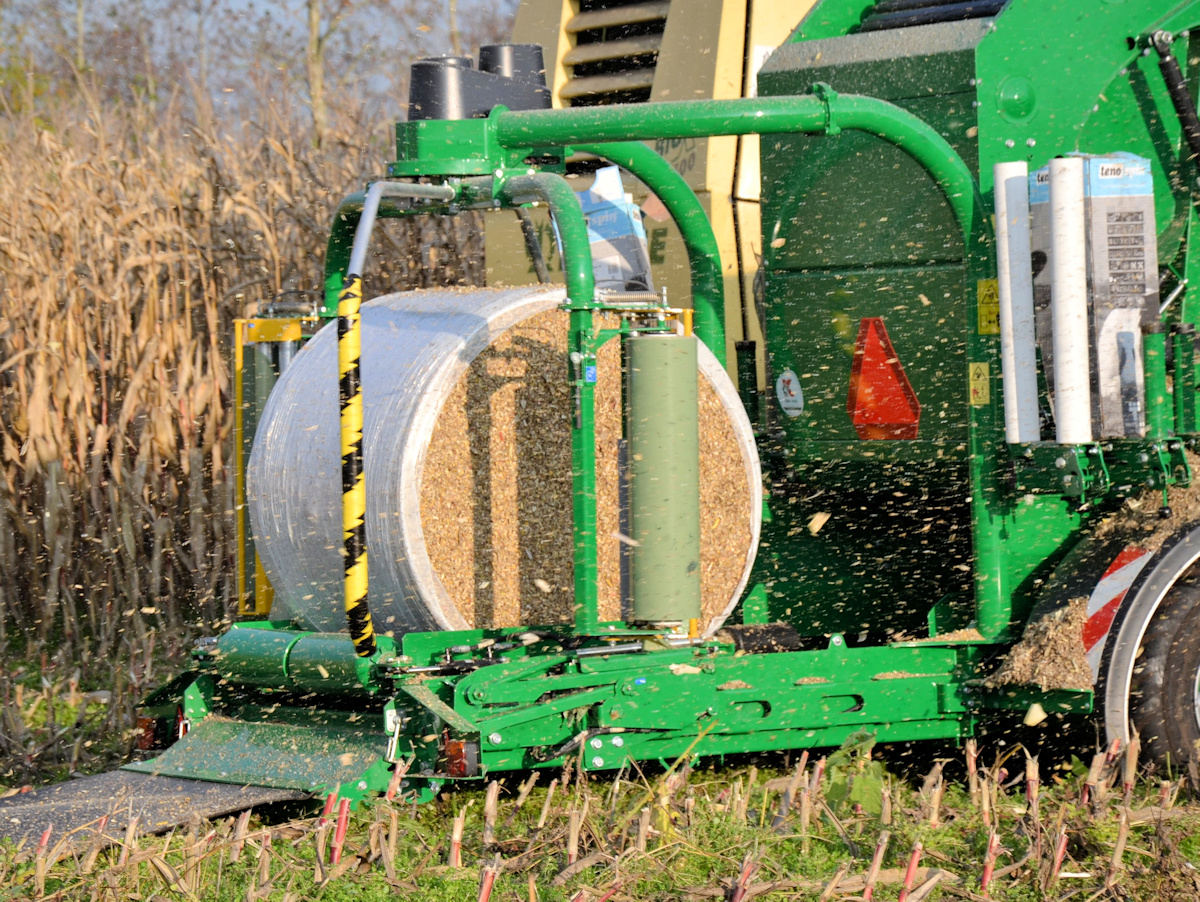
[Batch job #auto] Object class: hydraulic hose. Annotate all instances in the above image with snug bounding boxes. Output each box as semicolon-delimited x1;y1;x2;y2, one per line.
1153;31;1200;167
323;182;457;318
514;208;551;284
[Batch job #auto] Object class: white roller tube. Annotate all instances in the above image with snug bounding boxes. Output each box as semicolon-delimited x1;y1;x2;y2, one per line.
1048;157;1092;444
993;161;1040;443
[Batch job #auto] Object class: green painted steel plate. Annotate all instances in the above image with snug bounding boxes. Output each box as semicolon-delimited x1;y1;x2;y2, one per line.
124;715;386;793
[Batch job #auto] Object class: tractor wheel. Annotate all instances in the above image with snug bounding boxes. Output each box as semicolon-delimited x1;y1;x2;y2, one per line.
1129;572;1200;767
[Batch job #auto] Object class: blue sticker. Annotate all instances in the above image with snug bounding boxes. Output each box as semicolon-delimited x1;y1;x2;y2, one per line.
585;365;598;384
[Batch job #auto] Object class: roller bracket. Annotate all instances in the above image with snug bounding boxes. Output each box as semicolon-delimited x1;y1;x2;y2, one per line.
1007;442;1110;500
811;82;841;135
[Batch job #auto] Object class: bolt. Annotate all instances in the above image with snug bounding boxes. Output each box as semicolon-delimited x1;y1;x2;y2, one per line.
612;736;624;747
592;756;604;768
1005;138;1016;148
1139;452;1150;463
831;635;844;647
358;781;368;791
590;737;603;749
1054;457;1067;469
488;732;503;745
1027;138;1036;147
472;688;486;701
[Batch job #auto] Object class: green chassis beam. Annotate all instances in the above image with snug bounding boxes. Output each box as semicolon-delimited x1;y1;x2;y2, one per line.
132;624;1093;804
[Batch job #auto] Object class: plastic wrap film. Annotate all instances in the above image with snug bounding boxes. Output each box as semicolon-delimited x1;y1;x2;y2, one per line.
247;286;761;635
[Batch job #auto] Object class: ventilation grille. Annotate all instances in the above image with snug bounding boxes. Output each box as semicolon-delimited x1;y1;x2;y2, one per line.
859;0;1008;32
560;0;670;106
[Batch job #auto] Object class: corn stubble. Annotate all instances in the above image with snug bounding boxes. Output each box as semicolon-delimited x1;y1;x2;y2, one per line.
7;738;1200;901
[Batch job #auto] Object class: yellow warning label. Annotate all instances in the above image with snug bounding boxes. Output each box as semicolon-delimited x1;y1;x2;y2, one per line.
969;362;990;406
977;279;999;334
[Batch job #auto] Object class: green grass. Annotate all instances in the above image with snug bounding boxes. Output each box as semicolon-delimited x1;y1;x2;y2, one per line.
5;740;1200;901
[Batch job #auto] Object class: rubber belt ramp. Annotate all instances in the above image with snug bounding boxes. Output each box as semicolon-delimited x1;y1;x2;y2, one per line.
0;770;309;849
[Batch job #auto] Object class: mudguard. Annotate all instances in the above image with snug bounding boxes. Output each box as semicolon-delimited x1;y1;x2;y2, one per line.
1023;516;1200;748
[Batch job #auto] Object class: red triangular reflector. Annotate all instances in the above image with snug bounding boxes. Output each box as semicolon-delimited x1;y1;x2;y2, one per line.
846;317;921;440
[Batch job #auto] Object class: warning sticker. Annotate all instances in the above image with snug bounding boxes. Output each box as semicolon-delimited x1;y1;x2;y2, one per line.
969;362;990;406
776;369;804;417
977;279;999;334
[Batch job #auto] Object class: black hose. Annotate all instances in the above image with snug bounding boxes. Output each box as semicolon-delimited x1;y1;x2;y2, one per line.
514;207;552;284
872;0;975;13
1153;31;1200;167
859;0;1006;32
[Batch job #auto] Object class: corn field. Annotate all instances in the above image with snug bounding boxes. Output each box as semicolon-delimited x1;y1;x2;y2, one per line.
0;83;483;781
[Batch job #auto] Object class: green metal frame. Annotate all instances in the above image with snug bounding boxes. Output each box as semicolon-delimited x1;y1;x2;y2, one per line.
144;1;1200;804
133;83;1102;808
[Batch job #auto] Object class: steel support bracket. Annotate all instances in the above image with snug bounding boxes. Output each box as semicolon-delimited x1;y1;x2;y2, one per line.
1103;438;1189;494
1007;442;1110;500
811;82;841;135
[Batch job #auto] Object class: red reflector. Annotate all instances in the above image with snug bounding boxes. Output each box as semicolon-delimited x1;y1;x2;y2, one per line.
136;716;157;751
846;317;921;440
445;738;479;778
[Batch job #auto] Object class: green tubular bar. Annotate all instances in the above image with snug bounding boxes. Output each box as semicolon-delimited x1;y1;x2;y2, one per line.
1144;330;1170;440
496;93;977;238
498;173;601;634
499;173;596;307
575;142;726;367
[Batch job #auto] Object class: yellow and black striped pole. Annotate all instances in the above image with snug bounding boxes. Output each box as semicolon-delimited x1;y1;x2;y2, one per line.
337;273;376;657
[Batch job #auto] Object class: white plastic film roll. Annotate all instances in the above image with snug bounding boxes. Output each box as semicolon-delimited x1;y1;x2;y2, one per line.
993;161;1040;443
1048;157;1092;444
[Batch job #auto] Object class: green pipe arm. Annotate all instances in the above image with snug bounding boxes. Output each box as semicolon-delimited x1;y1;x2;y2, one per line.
574;141;726;367
499;173;595;305
496;92;977;243
498;173;601;635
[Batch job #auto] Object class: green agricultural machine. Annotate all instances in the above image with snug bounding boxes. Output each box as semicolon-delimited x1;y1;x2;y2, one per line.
10;0;1200;835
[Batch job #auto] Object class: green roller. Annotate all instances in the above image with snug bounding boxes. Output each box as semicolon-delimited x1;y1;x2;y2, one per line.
627;333;701;626
210;627;389;693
